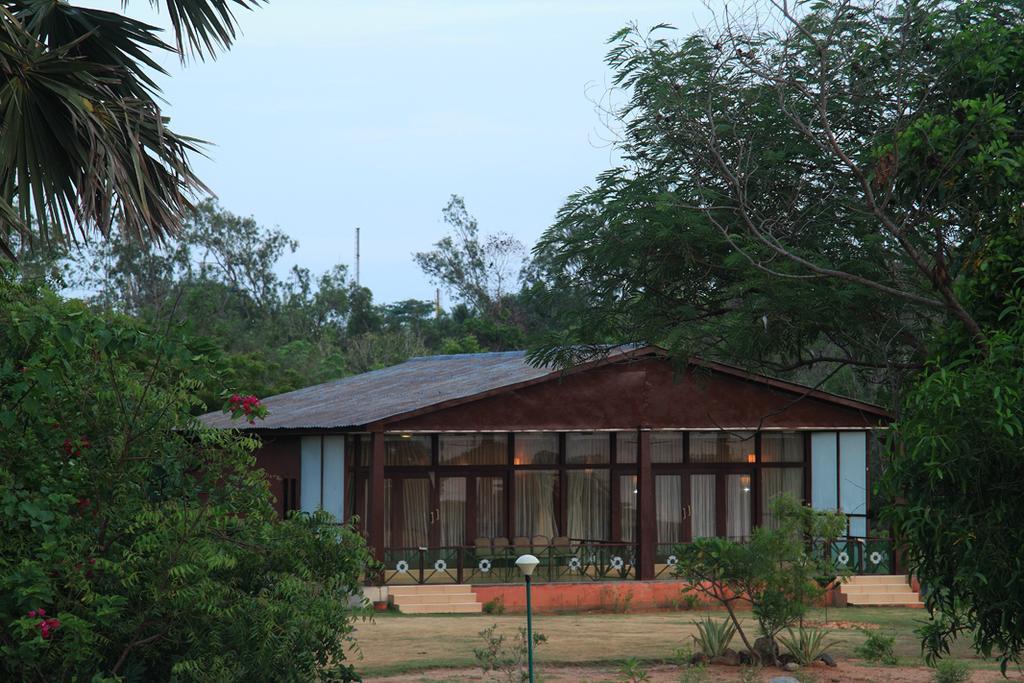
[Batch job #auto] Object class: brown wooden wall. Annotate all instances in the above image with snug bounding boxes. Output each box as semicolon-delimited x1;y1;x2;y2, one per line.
386;358;882;432
254;435;301;517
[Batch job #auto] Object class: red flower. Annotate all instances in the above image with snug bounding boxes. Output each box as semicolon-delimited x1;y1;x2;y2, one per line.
37;608;46;617
27;610;36;618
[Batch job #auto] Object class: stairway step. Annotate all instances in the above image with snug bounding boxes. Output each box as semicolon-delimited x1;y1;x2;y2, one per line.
393;594;478;605
841;584;916;594
399;602;483;614
389;584;474;596
845;575;907;584
846;592;922;604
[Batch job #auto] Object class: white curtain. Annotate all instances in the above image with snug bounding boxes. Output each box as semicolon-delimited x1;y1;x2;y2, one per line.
566;433;610;464
690;431;755;463
515;471;558;538
620;475;637;541
650;432;685;463
761;468;804;529
567;470;610;540
690;474;716;539
476;476;505;539
402;478;430;547
439;477;466;546
439;434;507;465
385;435;431;465
514;433;558;465
725;474;752;541
656;475;682;543
762;432;805;462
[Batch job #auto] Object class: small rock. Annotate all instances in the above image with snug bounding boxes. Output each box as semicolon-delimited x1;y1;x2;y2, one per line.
690;652;708;666
769;677;799;683
738;650;753;665
710;649;740;666
784;661;800;672
754;635;779;662
779;653;798;666
818;652;837;667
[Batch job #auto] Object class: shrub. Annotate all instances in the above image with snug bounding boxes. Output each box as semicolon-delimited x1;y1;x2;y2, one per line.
932;658;971;683
483;596;506;615
0;275;373;681
778;626;837;666
673;495;847;664
691;617;736;657
617;657;650;682
854;629;898;665
474;624;547;682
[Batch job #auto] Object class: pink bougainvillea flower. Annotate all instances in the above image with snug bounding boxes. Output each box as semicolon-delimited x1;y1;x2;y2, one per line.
27;610;36;618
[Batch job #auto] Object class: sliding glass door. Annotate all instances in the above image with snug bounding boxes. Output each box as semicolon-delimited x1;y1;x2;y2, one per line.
654;471;754;542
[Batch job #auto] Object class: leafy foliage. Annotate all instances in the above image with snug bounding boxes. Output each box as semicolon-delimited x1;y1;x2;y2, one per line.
690;617;736;658
473;623;547;683
0;271;372;681
777;627;837;666
854;629;898;665
672;496;847;664
0;0;264;257
931;658;972;683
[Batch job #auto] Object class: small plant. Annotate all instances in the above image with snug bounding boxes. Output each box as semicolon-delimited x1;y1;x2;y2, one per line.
681;594;700;610
617;657;650;682
778;626;836;666
672;646;694;666
932;658;971;683
474;624;547;683
854;629;898;665
483;596;506;615
691;616;736;658
678;663;709;683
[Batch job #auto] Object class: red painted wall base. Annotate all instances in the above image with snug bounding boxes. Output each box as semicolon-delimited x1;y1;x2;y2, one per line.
471;581;725;614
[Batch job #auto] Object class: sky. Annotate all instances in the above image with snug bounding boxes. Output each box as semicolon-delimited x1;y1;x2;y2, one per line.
113;1;712;305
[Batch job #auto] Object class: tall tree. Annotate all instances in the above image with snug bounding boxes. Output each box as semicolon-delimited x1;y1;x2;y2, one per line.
533;0;1024;664
0;1;262;258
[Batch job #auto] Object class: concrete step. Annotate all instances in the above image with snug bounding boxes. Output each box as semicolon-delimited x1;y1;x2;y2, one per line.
841;583;915;593
393;594;479;605
389;584;475;596
845;574;907;584
399;602;483;614
845;592;922;605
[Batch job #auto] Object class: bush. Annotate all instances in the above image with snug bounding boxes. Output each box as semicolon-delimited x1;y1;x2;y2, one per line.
932;658;971;683
474;624;547;682
855;629;898;665
778;626;837;666
673;495;847;664
0;275;373;681
616;657;650;682
483;596;506;615
691;617;736;657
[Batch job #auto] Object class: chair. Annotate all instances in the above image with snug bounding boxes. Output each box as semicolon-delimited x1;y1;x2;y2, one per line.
473;537;492;553
513;536;532;555
492;537;510;551
551;536;571;548
531;535;550;551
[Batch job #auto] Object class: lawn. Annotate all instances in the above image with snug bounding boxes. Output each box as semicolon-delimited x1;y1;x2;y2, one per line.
352;608;1024;681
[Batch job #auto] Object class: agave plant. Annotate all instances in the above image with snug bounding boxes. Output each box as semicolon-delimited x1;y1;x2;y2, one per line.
0;1;263;258
778;626;837;666
691;616;737;658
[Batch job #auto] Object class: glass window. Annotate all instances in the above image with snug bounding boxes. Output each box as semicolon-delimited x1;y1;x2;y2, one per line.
656;475;683;543
439;433;507;465
385;434;431;465
762;432;804;463
690;431;756;463
567;470;610;540
476;476;505;539
726;474;752;541
761;467;804;529
651;432;685;463
514;433;558;465
566;432;610;464
616;432;637;464
515;470;559;538
619;475;637;541
347;434;371;466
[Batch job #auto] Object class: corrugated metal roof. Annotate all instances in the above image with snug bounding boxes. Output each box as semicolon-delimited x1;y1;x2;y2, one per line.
198;351;554;430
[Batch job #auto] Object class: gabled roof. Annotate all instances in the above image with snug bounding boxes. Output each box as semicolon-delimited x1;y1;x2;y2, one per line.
198;346;890;431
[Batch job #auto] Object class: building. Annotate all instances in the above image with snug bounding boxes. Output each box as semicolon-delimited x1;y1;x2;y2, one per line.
200;346;890;583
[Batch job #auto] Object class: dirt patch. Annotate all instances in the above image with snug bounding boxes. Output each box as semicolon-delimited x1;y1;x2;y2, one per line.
805;619;880;630
367;660;1024;682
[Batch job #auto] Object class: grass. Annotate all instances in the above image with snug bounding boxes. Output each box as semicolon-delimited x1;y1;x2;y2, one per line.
351;607;996;678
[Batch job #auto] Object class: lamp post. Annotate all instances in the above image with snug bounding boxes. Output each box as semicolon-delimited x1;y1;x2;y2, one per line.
515;554;540;683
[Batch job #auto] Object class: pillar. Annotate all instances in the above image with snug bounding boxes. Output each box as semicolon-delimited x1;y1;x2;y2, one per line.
637;428;656;580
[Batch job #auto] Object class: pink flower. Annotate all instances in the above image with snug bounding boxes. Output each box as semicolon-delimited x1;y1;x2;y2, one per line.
27;610;36;618
37;608;46;617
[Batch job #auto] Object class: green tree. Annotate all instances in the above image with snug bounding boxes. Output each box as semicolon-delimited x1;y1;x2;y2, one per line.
0;1;264;257
533;0;1024;665
0;270;372;681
